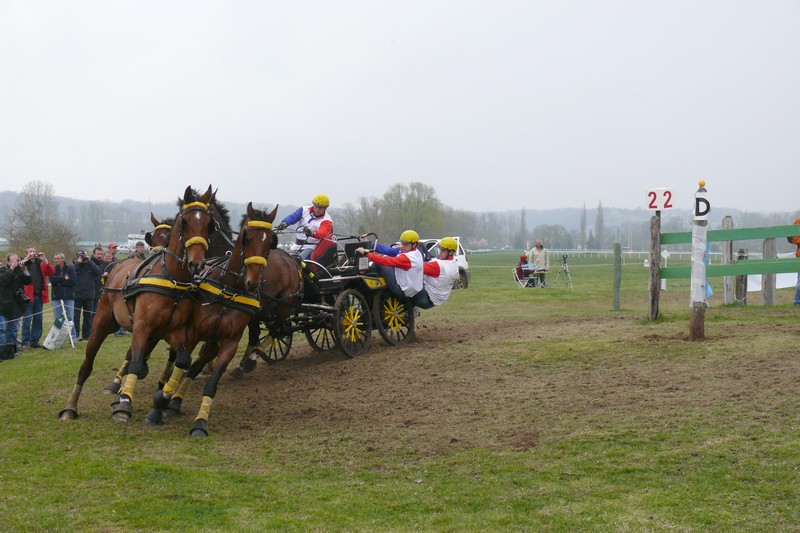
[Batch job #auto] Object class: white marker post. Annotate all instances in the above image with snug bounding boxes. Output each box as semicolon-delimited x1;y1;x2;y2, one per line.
690;181;710;340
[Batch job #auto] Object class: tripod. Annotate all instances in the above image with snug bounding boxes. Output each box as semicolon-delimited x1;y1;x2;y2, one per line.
553;255;573;289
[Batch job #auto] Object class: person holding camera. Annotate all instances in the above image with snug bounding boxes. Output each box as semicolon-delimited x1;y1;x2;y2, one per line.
50;252;78;344
73;250;101;341
0;253;32;355
19;246;55;349
526;239;550;288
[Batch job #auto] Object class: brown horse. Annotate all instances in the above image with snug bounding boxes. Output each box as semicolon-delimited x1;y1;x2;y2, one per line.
59;185;216;422
229;246;305;378
144;202;278;436
101;195;232;396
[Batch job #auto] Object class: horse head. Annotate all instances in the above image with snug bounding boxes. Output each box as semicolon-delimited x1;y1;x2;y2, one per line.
145;212;174;252
174;185;214;274
240;202;279;291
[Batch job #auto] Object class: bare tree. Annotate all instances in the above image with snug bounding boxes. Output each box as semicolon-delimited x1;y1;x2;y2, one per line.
3;181;78;255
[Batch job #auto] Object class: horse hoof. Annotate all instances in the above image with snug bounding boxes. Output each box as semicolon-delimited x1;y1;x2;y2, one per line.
144;409;163;426
112;411;130;423
229;367;244;380
163;407;180;419
103;382;121;395
190;419;209;437
58;408;78;421
189;427;209;438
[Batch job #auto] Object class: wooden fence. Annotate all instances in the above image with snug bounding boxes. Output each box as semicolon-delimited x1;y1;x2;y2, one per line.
649;215;799;319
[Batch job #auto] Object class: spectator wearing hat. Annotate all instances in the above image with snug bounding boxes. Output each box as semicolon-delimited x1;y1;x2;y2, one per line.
73;250;101;341
107;242;119;263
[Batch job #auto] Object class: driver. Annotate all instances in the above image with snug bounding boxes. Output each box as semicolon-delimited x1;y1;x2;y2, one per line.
276;193;333;260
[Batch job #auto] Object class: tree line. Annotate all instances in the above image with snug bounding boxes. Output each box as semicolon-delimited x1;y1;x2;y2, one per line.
3;180;798;256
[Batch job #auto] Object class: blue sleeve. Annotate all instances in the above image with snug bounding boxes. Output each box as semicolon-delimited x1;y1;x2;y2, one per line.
374;243;400;256
281;207;304;226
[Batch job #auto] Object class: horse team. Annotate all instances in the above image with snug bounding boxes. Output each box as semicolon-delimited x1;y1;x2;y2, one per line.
59;185;285;437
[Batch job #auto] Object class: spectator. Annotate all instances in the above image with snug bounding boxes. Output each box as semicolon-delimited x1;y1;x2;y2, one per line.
0;253;32;354
50;252;77;344
355;230;423;300
789;216;800;306
107;242;119;262
527;239;550;288
19;246;55;349
516;252;529;282
276;194;333;260
132;241;147;260
73;250;101;341
414;237;460;309
106;244;126;336
90;246;105;312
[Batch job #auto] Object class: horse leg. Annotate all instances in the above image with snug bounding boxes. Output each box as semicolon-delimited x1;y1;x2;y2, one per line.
165;343;216;418
112;335;155;423
103;350;131;395
145;344;192;425
59;310;118;420
230;319;260;379
190;341;234;438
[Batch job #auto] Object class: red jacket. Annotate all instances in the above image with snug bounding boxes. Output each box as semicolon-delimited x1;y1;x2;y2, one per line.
24;259;56;303
792;217;800;258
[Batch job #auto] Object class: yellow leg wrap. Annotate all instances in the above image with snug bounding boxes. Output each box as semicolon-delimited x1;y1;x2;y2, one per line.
172;376;193;402
194;395;213;423
162;366;184;395
158;362;175;388
114;359;129;382
120;374;138;399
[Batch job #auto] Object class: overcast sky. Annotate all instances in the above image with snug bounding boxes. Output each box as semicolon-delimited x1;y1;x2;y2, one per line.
2;1;799;215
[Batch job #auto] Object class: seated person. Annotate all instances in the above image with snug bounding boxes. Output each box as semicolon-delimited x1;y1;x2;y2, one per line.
413;237;459;309
276;193;333;260
526;239;549;288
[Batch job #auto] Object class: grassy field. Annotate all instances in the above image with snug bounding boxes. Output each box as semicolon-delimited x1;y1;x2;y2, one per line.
1;251;799;531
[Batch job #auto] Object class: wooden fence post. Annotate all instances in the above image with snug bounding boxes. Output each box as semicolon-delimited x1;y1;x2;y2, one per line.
762;238;777;305
722;216;734;304
735;249;748;304
648;214;661;320
613;242;621;311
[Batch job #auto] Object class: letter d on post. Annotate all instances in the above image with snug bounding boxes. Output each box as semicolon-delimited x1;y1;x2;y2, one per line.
694;186;710;221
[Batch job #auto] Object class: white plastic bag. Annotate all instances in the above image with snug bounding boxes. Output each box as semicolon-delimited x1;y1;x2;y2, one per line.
43;301;75;350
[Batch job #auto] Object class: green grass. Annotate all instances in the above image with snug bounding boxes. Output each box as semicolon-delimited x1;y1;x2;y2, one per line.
1;251;799;531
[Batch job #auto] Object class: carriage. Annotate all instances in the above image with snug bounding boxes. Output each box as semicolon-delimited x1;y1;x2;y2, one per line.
238;233;416;370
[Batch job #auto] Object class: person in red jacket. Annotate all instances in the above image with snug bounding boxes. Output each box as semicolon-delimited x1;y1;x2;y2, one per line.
414;237;460;309
790;216;800;306
19;246;55;349
355;230;424;300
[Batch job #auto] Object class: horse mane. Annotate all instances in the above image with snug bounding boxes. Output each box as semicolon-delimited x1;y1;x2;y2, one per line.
160;216;176;227
176;188;232;235
238;207;271;228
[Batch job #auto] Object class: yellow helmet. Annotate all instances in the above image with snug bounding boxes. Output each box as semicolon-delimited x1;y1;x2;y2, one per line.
400;230;419;244
312;193;330;207
439;237;458;252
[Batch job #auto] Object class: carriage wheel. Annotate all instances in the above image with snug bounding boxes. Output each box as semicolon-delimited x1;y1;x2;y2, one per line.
305;327;336;352
333;289;372;357
257;330;293;362
373;292;415;345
